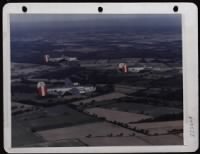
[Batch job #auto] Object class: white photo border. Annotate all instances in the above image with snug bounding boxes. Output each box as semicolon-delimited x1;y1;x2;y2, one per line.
3;2;199;153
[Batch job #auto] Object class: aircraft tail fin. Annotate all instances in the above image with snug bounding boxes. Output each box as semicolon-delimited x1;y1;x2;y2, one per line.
65;78;73;87
37;82;47;96
44;55;50;63
118;63;128;73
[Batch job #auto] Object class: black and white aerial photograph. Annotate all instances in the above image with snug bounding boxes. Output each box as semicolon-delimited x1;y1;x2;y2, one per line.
10;14;183;147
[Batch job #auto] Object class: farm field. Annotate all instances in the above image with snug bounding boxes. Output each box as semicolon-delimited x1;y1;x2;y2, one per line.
12;102;35;115
114;85;145;94
80;134;183;146
101;102;182;117
80;136;148;146
25;106;99;131
84;107;152;123
72;92;126;106
12;119;44;147
13;109;46;121
128;120;183;135
12;62;56;77
24;139;86;147
37;121;138;141
138;134;183;145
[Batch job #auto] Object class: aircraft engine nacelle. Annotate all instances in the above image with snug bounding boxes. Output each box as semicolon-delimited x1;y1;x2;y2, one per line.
44;55;50;63
118;63;128;73
37;82;47;96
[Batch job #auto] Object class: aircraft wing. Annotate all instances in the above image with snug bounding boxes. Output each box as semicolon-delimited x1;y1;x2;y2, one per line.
69;88;80;96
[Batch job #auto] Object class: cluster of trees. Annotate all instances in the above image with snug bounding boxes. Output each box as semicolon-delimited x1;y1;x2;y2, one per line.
138;113;183;123
85;111;152;136
85;132;135;138
111;120;149;135
89;113;106;121
78;100;96;109
168;129;182;134
12;106;33;116
134;128;149;135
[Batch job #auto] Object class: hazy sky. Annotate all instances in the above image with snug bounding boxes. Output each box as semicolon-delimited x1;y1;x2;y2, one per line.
11;14;181;27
